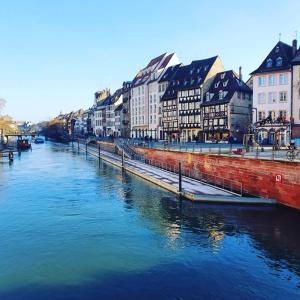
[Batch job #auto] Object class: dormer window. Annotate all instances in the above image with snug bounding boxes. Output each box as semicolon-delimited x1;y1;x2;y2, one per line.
266;58;273;68
221;73;226;79
275;46;280;53
206;93;210;101
191;79;194;85
184;80;188;86
223;80;229;87
276;57;283;67
219;90;224;100
215;81;220;88
197;77;202;84
197;68;200;74
190;69;194;75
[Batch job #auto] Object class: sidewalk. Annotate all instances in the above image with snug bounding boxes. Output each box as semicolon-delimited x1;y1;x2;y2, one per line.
82;144;276;205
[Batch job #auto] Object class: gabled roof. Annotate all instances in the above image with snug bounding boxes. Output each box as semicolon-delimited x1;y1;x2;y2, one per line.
95;95;112;110
114;103;123;112
250;41;294;75
161;56;219;101
158;64;182;83
111;88;122;104
146;53;166;68
202;70;252;106
131;53;168;88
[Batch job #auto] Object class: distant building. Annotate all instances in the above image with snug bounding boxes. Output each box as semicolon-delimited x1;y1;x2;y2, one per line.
201;69;252;143
120;81;132;138
106;89;122;136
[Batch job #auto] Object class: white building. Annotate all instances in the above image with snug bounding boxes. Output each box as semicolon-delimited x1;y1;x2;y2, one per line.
292;41;300;139
130;53;179;138
106;89;123;137
250;40;299;145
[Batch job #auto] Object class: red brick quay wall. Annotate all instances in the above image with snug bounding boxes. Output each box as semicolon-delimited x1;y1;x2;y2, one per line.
134;147;300;210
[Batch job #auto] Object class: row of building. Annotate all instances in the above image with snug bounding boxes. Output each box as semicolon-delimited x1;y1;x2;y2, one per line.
57;39;300;145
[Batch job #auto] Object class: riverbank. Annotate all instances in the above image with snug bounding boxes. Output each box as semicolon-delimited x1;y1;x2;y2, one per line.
77;141;276;206
133;146;300;210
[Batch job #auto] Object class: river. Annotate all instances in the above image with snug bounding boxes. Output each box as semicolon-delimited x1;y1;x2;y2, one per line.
0;142;300;299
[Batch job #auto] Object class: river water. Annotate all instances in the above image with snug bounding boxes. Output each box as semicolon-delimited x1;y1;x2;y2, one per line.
0;142;300;300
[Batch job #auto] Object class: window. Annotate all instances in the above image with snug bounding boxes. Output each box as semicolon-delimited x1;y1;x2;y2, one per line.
279;91;287;102
221;73;226;79
258;76;266;87
223;80;228;87
268;110;276;120
266;58;273;68
268;92;276;103
215;81;220;88
206;93;210;101
258;111;266;121
258;93;266;104
219;90;224;100
189;90;194;96
159;85;162;93
276;57;283;67
268;75;276;86
279;110;287;118
279;73;288;85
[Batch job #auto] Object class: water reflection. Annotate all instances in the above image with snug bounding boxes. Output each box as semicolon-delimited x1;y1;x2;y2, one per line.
0;143;299;299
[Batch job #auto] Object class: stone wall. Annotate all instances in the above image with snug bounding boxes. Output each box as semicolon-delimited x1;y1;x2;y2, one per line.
134;147;300;210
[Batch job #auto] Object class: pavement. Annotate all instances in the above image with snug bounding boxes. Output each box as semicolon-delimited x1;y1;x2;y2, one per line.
81;144;277;205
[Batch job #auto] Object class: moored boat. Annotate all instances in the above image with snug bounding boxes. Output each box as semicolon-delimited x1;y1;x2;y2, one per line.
17;139;31;151
34;137;45;144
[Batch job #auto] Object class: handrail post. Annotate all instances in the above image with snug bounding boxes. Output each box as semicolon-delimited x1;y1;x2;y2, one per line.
122;149;124;170
178;162;182;194
98;144;101;161
85;141;87;155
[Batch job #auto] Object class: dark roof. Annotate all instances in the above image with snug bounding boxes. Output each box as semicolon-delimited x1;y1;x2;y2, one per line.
292;47;300;65
250;41;294;75
161;56;218;101
114;103;123;112
159;53;174;69
96;95;112;109
146;53;166;68
158;64;182;83
131;53;167;88
111;88;122;104
201;70;252;107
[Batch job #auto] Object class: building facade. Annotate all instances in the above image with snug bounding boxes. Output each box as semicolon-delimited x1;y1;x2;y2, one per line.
251;40;299;145
201;69;253;143
120;81;132;138
130;53;179;138
292;42;300;138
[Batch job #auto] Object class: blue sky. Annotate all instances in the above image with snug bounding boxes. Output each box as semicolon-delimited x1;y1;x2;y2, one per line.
0;0;299;122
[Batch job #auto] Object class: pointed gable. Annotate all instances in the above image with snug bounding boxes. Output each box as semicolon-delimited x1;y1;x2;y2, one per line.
161;56;219;101
202;70;252;106
250;41;294;75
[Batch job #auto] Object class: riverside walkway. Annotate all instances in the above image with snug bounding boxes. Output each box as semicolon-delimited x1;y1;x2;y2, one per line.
78;142;276;205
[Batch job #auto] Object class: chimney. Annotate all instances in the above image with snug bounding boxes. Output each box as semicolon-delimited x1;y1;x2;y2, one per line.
292;39;297;56
239;66;242;81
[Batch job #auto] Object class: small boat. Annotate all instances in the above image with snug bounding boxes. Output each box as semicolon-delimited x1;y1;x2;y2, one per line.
34;137;45;144
17;139;32;151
